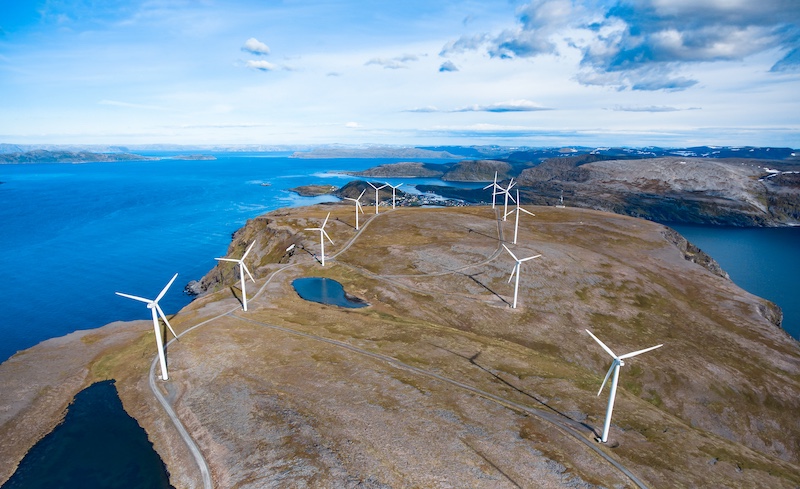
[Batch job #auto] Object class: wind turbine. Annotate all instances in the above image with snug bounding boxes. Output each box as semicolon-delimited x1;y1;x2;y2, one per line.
483;171;502;208
502;244;541;309
116;273;180;381
586;329;663;443
504;189;535;244
367;182;387;214
305;212;334;266
385;182;403;209
499;178;517;221
215;240;256;311
344;189;366;230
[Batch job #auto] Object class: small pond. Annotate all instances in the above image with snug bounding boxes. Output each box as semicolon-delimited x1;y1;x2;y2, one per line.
292;277;369;308
3;380;173;489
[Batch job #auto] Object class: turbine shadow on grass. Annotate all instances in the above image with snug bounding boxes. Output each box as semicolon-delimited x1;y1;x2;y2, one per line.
463;226;502;242
227;285;245;309
335;216;357;230
458;271;511;307
462;439;523;488
434;346;595;434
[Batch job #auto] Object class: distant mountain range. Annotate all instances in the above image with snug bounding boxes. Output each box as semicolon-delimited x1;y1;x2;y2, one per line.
2;143;796;162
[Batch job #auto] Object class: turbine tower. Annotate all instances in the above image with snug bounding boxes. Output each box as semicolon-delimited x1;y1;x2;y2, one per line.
385;182;403;209
367;182;387;214
116;273;180;381
344;189;366;230
305;212;334;266
483;171;501;208
215;240;256;311
502;244;541;309
586;329;663;443
504;189;535;244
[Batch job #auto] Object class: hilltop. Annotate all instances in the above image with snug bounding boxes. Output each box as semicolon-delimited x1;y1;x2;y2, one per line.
2;205;799;488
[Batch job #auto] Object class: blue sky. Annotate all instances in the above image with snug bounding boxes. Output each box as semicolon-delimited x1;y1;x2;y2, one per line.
1;0;798;147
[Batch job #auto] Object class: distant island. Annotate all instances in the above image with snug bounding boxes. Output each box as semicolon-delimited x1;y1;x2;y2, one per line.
0;150;155;164
165;154;216;161
287;184;338;197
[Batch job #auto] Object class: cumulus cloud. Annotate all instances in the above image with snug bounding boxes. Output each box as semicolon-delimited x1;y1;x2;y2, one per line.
439;60;459;72
442;0;800;91
246;60;277;71
365;54;420;69
242;37;270;55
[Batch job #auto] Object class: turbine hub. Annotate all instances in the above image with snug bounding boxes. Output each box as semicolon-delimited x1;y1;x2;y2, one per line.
147;303;155;309
619;359;625;367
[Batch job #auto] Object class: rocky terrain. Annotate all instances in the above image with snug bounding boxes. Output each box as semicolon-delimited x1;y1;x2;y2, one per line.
2;205;799;488
356;156;800;226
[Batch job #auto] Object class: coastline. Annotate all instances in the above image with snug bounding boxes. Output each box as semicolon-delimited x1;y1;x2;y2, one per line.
3;205;799;488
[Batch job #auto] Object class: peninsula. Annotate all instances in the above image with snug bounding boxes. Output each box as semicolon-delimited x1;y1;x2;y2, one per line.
1;205;799;488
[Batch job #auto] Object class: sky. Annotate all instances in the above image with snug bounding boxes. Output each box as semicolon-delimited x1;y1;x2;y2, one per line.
1;0;798;148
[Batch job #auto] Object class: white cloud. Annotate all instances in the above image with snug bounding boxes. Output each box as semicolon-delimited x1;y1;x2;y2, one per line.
439;60;459;72
242;37;270;55
246;60;277;71
365;54;420;69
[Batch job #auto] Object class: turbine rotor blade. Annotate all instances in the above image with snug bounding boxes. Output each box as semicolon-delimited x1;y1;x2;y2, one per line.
520;208;536;217
322;229;334;244
597;362;616;396
155;303;180;340
358;189;367;199
519;254;542;262
155;273;178;303
242;240;256;260
115;292;152;304
507;265;517;283
586;329;618;359
241;263;255;283
619;344;664;359
322;212;331;228
502;244;519;262
215;257;239;263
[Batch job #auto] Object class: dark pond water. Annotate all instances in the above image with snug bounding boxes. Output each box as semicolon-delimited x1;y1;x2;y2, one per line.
2;380;173;489
292;277;368;308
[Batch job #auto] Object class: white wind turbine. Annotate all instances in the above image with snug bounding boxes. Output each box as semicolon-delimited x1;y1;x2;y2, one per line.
501;179;518;221
586;329;663;443
504;189;535;244
502;244;541;309
385;182;403;209
344;189;366;230
483;171;502;208
367;182;387;214
116;273;180;381
215;240;256;311
305;212;334;266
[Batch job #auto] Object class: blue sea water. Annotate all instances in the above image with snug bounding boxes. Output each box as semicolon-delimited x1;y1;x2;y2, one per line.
666;223;800;339
0;153;481;362
1;380;173;489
